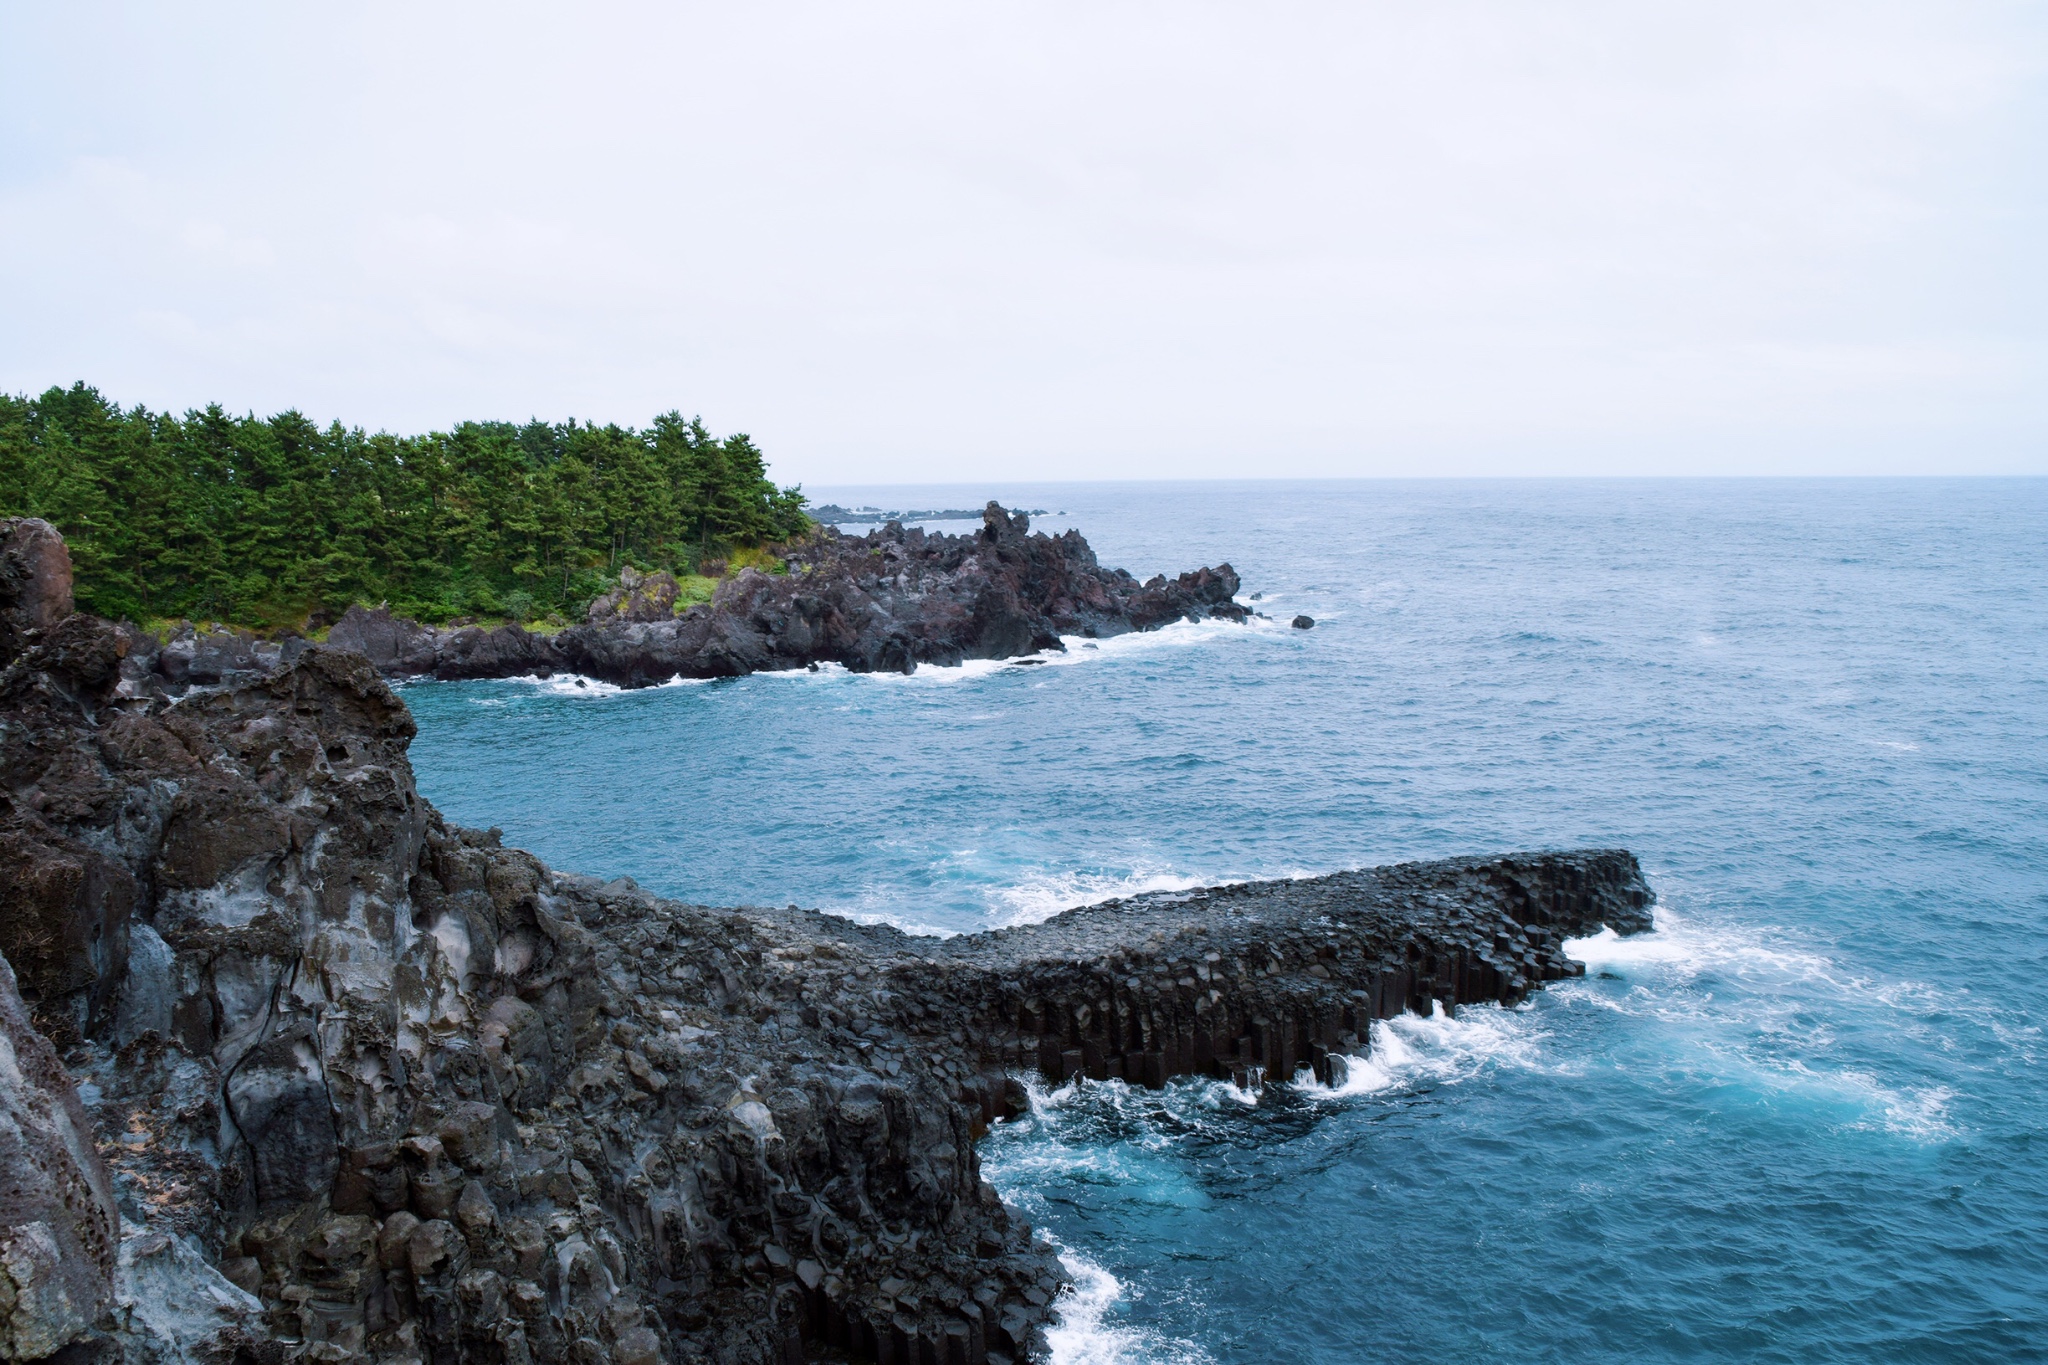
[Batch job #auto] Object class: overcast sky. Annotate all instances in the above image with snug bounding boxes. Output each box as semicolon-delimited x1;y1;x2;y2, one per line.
2;3;2043;481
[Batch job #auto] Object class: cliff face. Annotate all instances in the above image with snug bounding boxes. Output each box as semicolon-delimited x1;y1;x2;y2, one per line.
0;517;1654;1365
0;948;120;1360
323;504;1249;688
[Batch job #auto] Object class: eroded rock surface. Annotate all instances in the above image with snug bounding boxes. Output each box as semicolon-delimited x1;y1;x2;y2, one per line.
0;948;119;1360
0;517;1654;1364
586;566;683;625
327;503;1249;688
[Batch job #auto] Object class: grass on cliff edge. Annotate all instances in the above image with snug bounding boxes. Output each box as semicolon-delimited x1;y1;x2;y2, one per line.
134;562;773;643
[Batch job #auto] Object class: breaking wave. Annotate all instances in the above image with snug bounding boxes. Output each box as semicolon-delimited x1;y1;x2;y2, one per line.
1045;1249;1213;1365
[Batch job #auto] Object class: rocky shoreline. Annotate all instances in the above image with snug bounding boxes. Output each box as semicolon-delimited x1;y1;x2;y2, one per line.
317;504;1249;690
0;516;1654;1365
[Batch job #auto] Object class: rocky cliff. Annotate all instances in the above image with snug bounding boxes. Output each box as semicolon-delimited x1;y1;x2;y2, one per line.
0;517;1653;1364
323;504;1248;688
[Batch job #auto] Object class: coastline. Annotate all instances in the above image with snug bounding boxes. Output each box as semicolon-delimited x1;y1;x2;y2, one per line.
94;504;1250;701
325;504;1249;689
0;515;1652;1365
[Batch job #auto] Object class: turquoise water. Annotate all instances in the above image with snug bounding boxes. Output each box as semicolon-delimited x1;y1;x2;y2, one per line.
403;480;2048;1363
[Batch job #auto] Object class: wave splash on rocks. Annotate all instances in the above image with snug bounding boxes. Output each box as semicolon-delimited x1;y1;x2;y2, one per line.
0;515;1652;1365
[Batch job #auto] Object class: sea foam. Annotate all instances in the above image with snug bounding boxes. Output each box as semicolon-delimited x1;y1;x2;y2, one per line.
1299;1000;1552;1099
1044;1248;1213;1365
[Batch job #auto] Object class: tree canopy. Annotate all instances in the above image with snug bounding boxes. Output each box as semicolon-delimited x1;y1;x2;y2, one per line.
0;384;810;627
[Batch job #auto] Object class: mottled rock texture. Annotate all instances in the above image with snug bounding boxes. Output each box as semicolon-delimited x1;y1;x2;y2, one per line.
0;948;119;1359
0;517;1653;1364
327;503;1250;688
0;519;73;663
585;566;683;626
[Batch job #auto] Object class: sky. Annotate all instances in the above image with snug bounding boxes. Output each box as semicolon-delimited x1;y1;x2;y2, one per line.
2;2;2044;482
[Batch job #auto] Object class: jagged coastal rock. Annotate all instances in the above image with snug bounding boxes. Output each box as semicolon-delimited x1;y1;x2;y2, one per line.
323;503;1249;688
0;949;120;1360
0;517;1653;1364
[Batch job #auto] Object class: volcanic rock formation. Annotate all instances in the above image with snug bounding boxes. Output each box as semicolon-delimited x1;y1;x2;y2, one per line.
0;949;120;1359
0;516;1653;1364
323;503;1249;688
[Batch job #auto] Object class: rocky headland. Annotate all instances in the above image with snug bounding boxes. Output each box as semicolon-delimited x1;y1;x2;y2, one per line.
312;504;1249;690
807;507;1048;527
0;516;1653;1364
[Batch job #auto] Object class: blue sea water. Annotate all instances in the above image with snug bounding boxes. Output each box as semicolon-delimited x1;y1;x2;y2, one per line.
403;479;2048;1364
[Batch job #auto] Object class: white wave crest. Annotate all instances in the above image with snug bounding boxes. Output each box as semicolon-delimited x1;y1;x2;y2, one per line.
1037;613;1284;666
1559;893;1968;1143
806;902;963;940
755;615;1270;687
514;672;628;696
1563;904;1838;987
1045;1248;1213;1365
1558;896;1958;1029
1302;1001;1550;1099
990;868;1225;928
803;862;1229;939
1832;1072;1960;1142
419;611;1270;702
479;671;714;698
754;657;1013;686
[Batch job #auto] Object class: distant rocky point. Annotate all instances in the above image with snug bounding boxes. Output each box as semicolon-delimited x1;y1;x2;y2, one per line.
317;502;1246;690
66;503;1249;703
810;504;1050;525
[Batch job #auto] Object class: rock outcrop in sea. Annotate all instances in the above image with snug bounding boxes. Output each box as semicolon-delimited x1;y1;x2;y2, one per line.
321;503;1248;688
0;516;1653;1364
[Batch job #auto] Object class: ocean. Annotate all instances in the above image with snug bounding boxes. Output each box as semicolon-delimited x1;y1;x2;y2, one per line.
402;479;2048;1363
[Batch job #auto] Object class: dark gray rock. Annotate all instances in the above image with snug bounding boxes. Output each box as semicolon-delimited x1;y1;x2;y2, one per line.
1291;615;1314;630
327;605;440;677
428;620;557;681
154;623;296;689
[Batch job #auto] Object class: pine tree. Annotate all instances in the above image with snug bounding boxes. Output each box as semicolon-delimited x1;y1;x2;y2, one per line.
0;385;811;627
